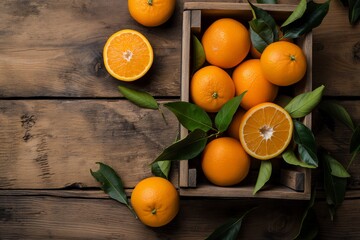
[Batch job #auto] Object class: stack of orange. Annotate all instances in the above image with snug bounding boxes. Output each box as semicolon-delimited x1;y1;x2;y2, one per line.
189;17;307;187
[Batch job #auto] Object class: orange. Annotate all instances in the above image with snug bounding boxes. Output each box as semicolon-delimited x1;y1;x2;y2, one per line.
201;137;251;186
131;177;179;227
202;18;250;68
190;65;235;112
239;102;293;160
128;0;176;27
232;59;278;110
260;41;307;86
103;29;153;81
227;109;246;140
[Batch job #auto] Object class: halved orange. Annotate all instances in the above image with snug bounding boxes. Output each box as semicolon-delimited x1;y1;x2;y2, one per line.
239;102;293;160
103;29;154;81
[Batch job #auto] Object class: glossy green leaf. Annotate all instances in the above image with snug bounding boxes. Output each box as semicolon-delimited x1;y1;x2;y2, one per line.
285;85;325;118
215;92;246;133
152;129;208;163
192;35;206;72
249;18;274;53
249;1;278;41
349;0;360;25
151;160;171;179
318;101;355;131
282;148;316;168
206;208;256;240
257;0;277;3
90;162;137;217
294;189;318;240
118;85;159;110
281;0;307;28
324;154;351;178
321;149;347;220
293;120;318;167
253;160;272;195
164;101;213;132
282;0;330;39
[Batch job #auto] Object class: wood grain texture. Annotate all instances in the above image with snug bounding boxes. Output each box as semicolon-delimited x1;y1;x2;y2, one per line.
0;0;358;98
1;193;360;239
0;100;178;189
0;0;182;98
313;0;360;97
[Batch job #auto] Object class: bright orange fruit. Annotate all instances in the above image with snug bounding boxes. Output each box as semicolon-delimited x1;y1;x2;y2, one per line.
232;59;278;110
239;102;293;160
131;177;179;227
202;18;250;68
260;41;307;86
201;137;251;186
128;0;176;27
103;29;153;81
190;65;235;112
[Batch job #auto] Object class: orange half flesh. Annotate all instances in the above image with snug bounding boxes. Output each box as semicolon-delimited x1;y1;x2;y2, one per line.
103;29;153;81
239;102;293;160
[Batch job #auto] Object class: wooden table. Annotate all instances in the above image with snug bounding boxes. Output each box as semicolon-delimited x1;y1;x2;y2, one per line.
1;0;359;239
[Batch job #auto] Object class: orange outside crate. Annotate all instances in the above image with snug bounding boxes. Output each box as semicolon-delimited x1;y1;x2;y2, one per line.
179;2;313;200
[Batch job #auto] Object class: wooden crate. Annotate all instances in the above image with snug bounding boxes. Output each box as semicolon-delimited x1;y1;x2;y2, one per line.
180;2;313;200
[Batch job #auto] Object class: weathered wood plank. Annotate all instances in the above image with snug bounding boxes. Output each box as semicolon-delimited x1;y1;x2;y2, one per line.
0;0;182;98
0;193;359;239
313;0;360;96
0;0;359;98
0;100;178;189
0;100;359;190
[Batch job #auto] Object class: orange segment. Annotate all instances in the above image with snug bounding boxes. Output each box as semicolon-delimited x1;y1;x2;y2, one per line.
103;29;153;81
239;102;293;160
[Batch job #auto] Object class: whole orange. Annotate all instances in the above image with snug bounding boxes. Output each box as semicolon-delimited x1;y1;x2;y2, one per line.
190;65;235;112
232;59;278;110
260;41;307;86
131;177;179;227
128;0;176;27
227;109;246;141
201;137;250;186
202;18;250;68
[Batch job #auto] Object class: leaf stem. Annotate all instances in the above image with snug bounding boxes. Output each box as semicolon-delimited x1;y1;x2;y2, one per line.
347;151;359;170
127;204;138;219
158;107;168;125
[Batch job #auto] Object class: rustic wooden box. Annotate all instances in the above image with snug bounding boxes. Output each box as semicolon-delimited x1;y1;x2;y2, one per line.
180;2;313;200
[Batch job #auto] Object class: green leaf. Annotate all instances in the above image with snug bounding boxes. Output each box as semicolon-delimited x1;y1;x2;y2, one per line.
285;85;325;118
282;0;330;39
321;149;347;220
293;189;318;240
151;160;171;179
349;0;360;25
281;0;307;28
164;101;213;132
206;208;256;240
318;101;355;131
249;1;278;41
282;148;316;168
293;120;318;167
249;18;274;53
192;35;206;72
215;92;246;133
118;85;159;110
90;162;137;217
257;0;277;3
325;155;351;178
253;160;272;195
152;129;208;163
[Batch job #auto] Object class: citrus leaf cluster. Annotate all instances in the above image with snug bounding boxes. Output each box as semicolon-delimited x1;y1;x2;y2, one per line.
249;0;330;54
